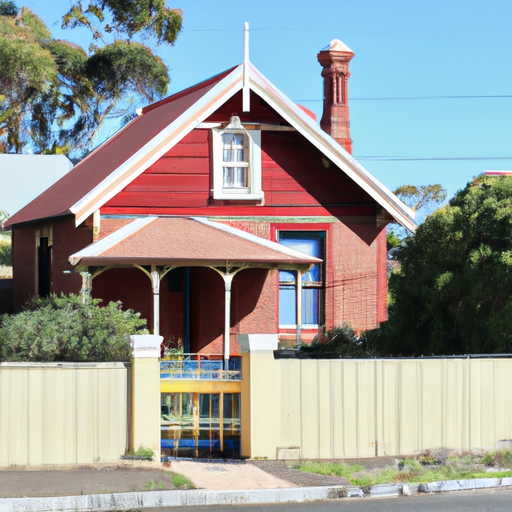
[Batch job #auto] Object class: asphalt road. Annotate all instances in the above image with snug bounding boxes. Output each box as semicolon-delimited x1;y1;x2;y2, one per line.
141;487;512;512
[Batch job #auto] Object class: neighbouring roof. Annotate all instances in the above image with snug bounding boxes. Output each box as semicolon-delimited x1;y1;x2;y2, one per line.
0;155;73;217
6;60;416;232
69;217;322;268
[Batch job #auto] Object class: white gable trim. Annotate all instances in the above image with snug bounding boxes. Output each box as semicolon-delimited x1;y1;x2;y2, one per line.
70;67;244;227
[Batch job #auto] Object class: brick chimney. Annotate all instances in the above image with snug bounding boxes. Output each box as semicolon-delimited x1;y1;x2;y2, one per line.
317;39;354;153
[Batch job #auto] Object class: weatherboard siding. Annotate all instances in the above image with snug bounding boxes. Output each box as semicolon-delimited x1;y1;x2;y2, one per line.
104;130;211;210
101;130;377;216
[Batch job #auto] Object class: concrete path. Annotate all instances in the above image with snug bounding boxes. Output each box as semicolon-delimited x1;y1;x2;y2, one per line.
170;460;295;490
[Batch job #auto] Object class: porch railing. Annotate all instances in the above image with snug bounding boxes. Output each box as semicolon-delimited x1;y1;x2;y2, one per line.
160;354;241;381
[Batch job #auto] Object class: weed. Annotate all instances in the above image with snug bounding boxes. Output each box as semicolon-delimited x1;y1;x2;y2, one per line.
295;450;512;487
165;471;195;489
144;480;166;490
294;461;364;480
126;444;154;459
479;449;512;468
418;454;437;465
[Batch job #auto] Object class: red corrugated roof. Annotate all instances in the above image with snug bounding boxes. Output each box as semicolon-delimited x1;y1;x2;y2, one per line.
6;68;236;229
71;217;321;267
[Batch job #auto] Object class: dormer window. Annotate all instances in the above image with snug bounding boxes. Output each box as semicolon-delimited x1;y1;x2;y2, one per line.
212;116;263;200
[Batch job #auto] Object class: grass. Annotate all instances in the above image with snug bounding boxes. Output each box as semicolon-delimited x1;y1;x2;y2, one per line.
294;450;512;487
165;471;196;489
144;479;166;490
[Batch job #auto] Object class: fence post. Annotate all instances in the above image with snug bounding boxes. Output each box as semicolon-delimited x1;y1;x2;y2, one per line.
130;334;163;461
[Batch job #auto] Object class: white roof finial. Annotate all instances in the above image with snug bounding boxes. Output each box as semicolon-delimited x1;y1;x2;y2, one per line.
243;22;250;112
322;38;354;53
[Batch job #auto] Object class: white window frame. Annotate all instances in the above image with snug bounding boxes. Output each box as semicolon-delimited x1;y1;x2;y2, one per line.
278;231;325;330
212;116;263;200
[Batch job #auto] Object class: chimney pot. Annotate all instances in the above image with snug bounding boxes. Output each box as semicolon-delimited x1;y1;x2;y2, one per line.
317;39;354;153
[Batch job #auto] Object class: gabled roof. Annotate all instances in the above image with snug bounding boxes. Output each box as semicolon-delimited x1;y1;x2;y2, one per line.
6;62;416;231
5;67;235;228
69;216;322;268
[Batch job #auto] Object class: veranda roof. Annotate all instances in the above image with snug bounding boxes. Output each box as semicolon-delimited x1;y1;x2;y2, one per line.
69;216;321;269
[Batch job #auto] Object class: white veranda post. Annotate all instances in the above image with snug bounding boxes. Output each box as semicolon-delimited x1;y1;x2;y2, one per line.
150;270;161;336
211;266;246;371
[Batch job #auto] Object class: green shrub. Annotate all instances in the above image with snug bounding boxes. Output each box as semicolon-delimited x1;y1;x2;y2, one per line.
127;444;155;459
479;449;512;468
0;238;11;266
301;323;380;358
0;294;147;362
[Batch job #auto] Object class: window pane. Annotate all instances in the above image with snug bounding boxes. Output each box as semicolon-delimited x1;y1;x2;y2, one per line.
302;288;319;325
223;393;241;430
279;270;296;283
279;285;296;325
223;167;247;188
199;393;220;428
278;232;323;283
223;167;233;187
234;167;247;187
161;392;193;426
222;133;245;162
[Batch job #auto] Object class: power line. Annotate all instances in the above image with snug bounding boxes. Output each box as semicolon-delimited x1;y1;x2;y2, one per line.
356;156;512;162
184;28;346;32
296;95;512;102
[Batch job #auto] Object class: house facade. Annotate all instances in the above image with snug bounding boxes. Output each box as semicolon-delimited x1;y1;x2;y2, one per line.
7;40;415;356
6;39;415;458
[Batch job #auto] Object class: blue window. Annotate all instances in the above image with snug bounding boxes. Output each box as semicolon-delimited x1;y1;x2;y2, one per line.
278;232;324;327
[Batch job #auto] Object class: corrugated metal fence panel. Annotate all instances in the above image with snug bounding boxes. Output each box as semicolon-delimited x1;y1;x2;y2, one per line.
0;363;128;466
249;352;282;459
300;360;320;459
279;359;301;450
249;355;512;459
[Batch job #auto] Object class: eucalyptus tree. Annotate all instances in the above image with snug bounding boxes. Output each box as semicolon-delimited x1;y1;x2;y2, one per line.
0;1;182;157
387;184;447;253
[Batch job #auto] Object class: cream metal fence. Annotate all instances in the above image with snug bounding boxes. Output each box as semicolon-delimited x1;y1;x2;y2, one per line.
242;353;512;460
0;362;129;466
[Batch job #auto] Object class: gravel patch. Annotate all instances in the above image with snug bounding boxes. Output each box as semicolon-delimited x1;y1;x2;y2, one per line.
0;466;175;498
247;460;350;486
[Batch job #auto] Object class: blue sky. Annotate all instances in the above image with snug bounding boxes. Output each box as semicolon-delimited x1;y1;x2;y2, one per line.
24;0;512;204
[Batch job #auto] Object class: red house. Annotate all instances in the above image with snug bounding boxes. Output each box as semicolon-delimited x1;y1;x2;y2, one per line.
6;39;416;365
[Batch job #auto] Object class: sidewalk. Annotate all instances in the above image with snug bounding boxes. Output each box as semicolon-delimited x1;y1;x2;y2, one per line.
2;458;512;512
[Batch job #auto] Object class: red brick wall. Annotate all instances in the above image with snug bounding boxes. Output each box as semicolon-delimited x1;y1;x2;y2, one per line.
12;225;36;310
223;219;387;336
377;229;388;324
12;216;91;311
190;267;274;355
92;267;153;331
330;222;386;330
